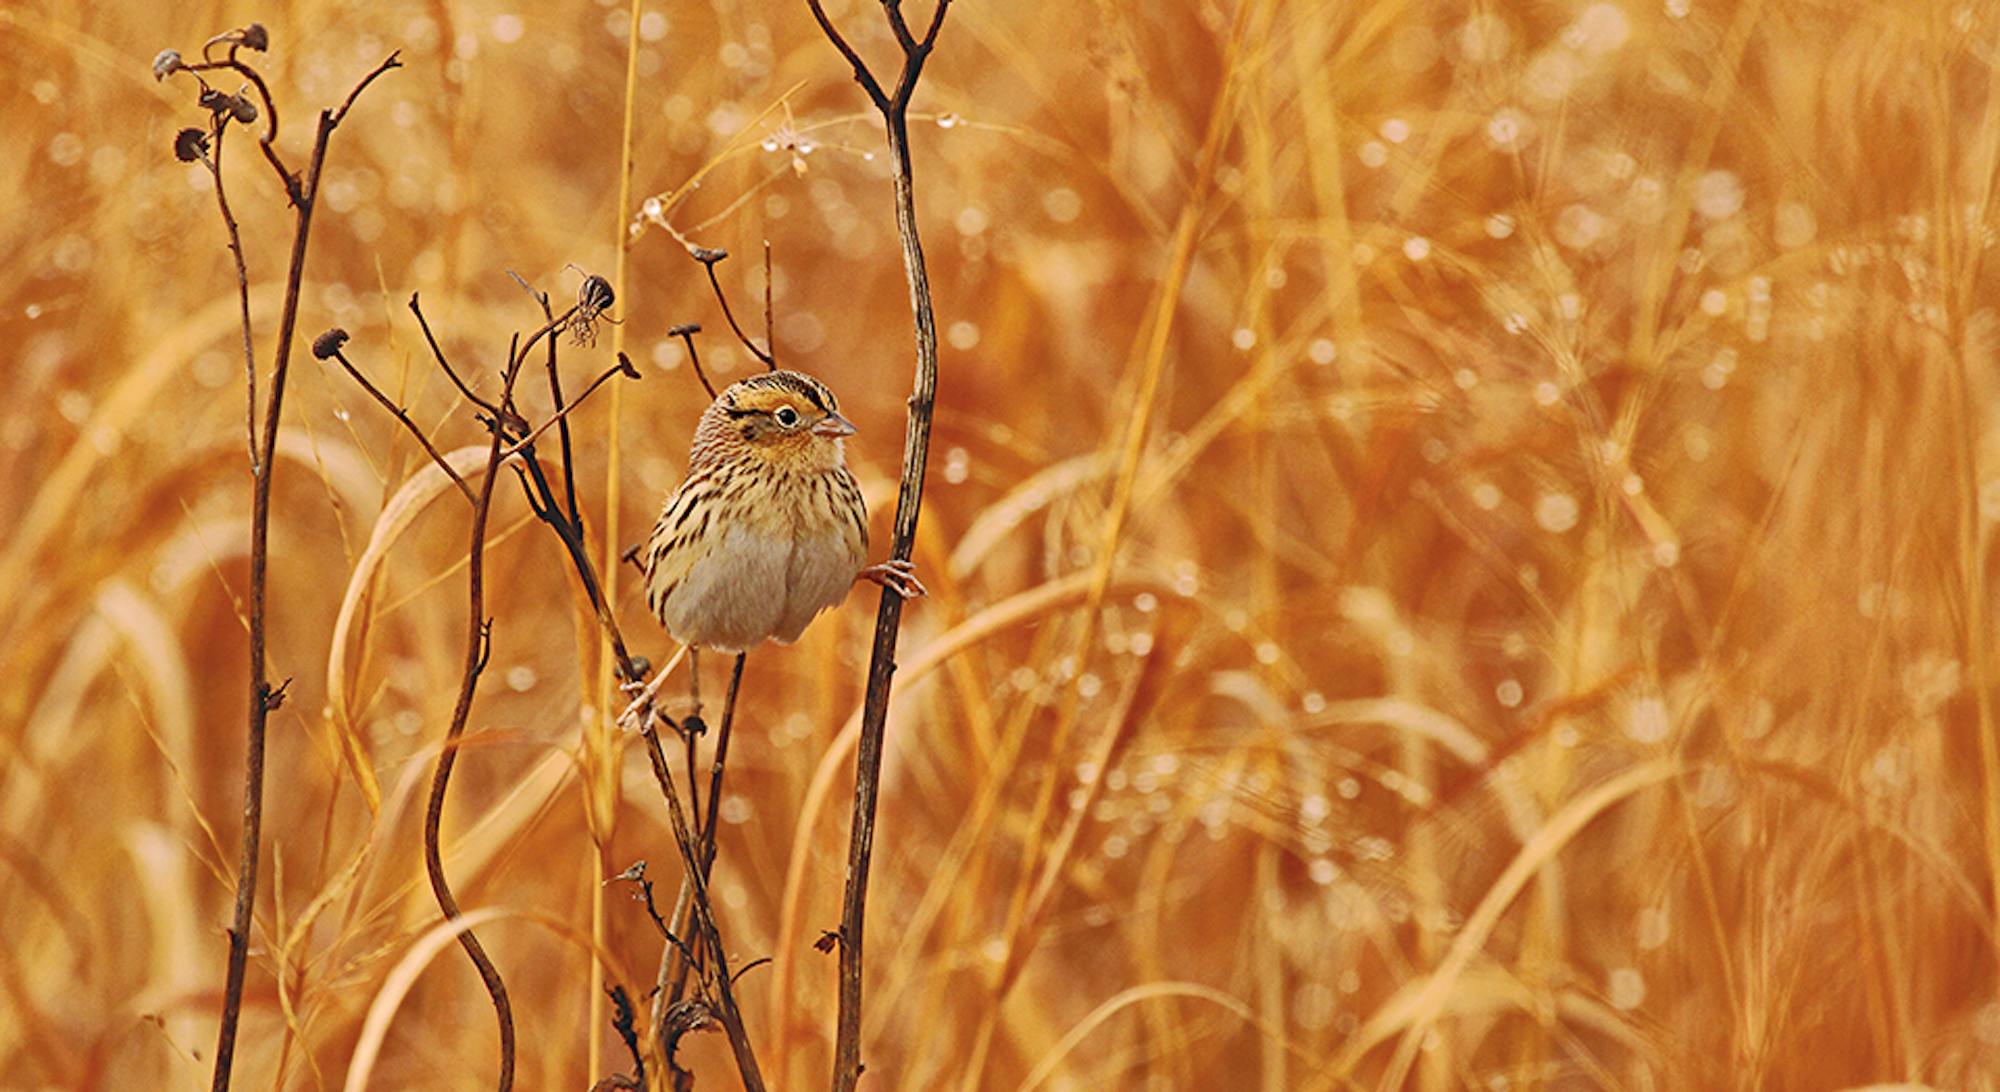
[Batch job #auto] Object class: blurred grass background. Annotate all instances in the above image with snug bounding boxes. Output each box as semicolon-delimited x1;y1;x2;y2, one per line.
4;0;2000;1088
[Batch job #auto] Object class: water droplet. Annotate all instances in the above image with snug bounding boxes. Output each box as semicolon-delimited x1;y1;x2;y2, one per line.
1626;696;1670;743
1695;169;1745;220
1308;338;1338;365
1608;967;1646;1010
936;112;960;129
1534;492;1579;533
505;665;538;692
1496;678;1525;708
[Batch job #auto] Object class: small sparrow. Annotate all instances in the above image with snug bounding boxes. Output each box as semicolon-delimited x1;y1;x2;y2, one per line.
640;370;923;655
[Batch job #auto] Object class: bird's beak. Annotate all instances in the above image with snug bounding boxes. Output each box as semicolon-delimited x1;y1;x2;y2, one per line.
813;412;857;438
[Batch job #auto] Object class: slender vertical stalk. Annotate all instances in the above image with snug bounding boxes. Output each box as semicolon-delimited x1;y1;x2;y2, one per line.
200;50;400;1092
801;5;954;1086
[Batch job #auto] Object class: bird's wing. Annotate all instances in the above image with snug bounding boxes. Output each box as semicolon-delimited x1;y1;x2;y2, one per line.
642;470;721;619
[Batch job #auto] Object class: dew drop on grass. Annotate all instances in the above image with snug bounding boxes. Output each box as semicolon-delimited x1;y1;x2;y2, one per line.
505;665;537;692
1471;482;1502;510
1337;778;1361;800
1308;338;1338;365
1129;632;1154;656
1301;691;1327;714
1637;904;1670;949
936;112;960;128
1308;859;1337;886
1534;492;1579;533
1255;642;1280;665
1042;187;1082;222
1101;835;1128;859
1294;982;1336;1030
720;794;752;824
1608;967;1647;1010
943;445;970;484
1077;673;1102;698
1695;169;1745;220
1485;213;1516;239
1358;141;1388;168
1380;117;1410;143
1625;696;1670;742
1403;236;1432;261
1232;327;1256;350
1495;678;1524;707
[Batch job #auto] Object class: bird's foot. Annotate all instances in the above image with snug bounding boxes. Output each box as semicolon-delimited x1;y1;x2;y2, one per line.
617;663;672;732
858;558;928;600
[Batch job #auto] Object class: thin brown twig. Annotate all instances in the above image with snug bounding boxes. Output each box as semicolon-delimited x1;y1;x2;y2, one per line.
410;292;512;425
177;41;401;1092
800;2;954;1087
196;113;259;472
183;46;296;203
633;719;767;1091
669;323;718;399
691;247;776;370
498;354;640;459
322;342;475;502
422;351;525;1092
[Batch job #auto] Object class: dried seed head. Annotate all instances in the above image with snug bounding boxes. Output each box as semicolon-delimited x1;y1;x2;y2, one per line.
616;351;641;380
691;246;728;264
312;328;350;360
173;127;210;162
668;322;701;337
152;49;184;82
239;23;269;51
230;95;258;124
199;86;230;113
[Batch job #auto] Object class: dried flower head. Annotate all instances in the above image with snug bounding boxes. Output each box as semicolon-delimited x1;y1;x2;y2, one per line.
312;328;350;361
239;23;269;51
152;49;184;82
173;127;210;163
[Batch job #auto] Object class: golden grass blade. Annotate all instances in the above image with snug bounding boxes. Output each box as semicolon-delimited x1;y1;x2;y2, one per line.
324;445;495;815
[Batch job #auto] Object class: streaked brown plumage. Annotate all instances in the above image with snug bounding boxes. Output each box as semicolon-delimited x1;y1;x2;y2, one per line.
640;370;920;653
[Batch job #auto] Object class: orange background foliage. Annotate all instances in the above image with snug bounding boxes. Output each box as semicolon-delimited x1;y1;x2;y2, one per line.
3;0;1999;1088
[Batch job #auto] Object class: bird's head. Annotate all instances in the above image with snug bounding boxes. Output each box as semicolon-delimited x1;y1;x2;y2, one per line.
693;369;856;472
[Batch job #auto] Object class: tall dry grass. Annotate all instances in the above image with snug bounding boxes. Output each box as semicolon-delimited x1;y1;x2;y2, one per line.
3;0;2000;1088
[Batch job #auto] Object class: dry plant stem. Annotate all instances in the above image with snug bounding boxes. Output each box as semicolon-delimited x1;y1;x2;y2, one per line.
424;371;522;1092
693;249;775;368
635;723;767;1091
197;115;258;471
201;48;400;1092
326;348;475;502
802;2;953;1087
662;653;748;1014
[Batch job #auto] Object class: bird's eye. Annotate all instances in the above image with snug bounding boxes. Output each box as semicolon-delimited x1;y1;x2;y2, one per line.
775;407;800;427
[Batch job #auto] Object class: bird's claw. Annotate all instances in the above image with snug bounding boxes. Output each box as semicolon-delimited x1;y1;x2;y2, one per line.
859;558;928;600
617;666;671;732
